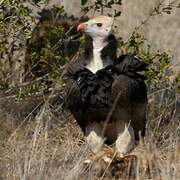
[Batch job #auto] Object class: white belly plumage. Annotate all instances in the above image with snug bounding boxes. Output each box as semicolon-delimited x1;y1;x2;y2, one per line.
86;48;104;73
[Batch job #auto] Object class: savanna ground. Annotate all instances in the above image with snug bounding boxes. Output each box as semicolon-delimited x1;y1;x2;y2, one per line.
0;87;179;179
0;0;180;179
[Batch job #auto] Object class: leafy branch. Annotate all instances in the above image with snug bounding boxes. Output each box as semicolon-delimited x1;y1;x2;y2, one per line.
81;0;122;17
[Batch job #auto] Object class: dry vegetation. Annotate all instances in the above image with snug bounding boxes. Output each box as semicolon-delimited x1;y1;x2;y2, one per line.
0;87;179;179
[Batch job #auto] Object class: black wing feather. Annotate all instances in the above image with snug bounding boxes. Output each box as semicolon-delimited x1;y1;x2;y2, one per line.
64;52;148;138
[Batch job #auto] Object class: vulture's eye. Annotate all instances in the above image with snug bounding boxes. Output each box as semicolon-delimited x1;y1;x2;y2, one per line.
96;23;102;27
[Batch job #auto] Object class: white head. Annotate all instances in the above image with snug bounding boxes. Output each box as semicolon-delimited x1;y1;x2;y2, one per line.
77;16;114;39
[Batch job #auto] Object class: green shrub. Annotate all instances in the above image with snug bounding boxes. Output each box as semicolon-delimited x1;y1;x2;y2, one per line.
0;0;178;97
119;31;173;91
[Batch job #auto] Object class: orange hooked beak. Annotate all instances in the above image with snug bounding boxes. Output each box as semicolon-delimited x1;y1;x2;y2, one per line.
77;22;85;32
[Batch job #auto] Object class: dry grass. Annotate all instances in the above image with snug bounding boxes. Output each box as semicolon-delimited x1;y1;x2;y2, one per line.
0;88;179;180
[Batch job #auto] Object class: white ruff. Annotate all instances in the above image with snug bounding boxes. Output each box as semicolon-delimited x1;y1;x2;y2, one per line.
86;48;104;73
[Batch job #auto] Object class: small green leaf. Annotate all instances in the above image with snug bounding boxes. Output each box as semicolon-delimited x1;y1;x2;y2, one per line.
81;0;88;6
114;11;121;17
165;10;171;14
32;0;42;4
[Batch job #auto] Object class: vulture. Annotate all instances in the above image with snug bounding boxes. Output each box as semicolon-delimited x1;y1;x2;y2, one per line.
64;16;147;156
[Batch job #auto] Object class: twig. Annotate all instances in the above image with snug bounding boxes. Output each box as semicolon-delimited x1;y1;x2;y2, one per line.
99;150;117;180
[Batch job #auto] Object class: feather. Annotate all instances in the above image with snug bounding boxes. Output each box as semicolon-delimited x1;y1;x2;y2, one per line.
64;33;148;140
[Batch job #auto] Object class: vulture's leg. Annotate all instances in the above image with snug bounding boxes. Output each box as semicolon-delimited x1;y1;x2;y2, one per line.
115;121;135;157
85;122;105;153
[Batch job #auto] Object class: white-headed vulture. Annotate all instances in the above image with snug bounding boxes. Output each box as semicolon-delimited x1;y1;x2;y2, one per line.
64;16;147;156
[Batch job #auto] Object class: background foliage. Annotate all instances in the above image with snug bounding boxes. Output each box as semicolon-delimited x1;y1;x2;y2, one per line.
0;0;32;88
0;0;179;97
